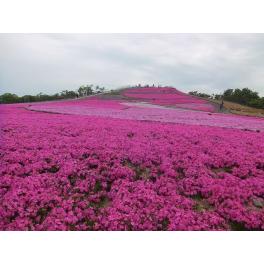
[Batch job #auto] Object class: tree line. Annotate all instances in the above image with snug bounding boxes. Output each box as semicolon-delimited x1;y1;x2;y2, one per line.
189;88;264;109
0;85;106;104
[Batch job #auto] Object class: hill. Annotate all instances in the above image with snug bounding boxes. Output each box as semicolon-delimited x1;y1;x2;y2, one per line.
1;86;264;231
105;86;218;112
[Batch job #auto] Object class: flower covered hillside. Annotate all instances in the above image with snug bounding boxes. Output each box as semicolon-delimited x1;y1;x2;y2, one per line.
27;98;264;131
1;104;264;231
122;86;217;112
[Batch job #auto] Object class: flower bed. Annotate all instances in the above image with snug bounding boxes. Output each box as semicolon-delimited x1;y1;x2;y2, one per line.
1;104;264;230
27;99;264;131
122;87;216;112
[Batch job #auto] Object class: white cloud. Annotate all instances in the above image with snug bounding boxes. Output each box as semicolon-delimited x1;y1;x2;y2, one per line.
0;33;264;96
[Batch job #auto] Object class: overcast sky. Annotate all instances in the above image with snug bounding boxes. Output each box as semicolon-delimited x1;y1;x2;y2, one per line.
1;33;264;96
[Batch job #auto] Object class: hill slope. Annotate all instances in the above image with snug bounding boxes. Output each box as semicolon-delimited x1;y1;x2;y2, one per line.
121;86;217;112
26;86;264;131
1;86;264;231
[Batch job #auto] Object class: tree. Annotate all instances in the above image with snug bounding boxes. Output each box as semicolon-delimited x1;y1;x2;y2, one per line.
247;98;264;109
223;89;233;98
97;86;105;93
0;93;20;103
189;91;211;99
0;83;107;104
214;94;223;100
223;88;259;105
77;86;85;97
78;85;93;97
94;85;104;94
222;87;264;109
21;95;37;103
189;91;198;96
60;90;78;99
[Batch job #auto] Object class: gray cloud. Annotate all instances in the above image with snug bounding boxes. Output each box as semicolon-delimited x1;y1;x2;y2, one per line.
1;33;264;96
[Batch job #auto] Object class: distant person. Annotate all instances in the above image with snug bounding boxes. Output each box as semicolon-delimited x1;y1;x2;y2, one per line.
220;100;224;111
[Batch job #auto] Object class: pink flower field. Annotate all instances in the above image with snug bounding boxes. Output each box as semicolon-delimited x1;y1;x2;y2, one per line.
122;86;217;112
1;87;264;231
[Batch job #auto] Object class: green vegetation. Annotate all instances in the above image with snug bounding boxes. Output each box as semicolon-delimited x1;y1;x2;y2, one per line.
222;88;264;109
188;91;211;99
189;88;264;109
0;84;105;104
